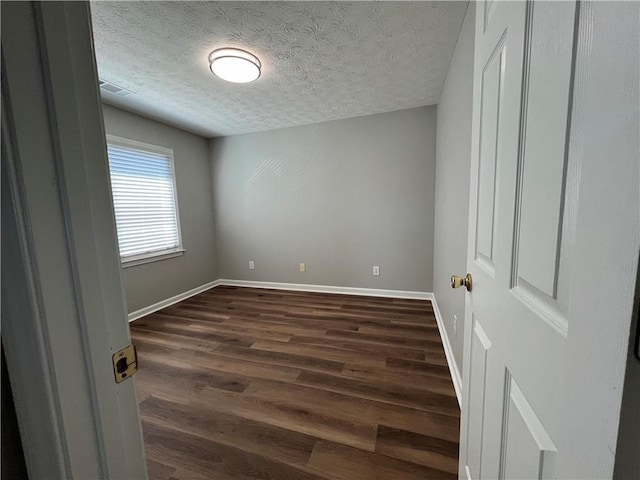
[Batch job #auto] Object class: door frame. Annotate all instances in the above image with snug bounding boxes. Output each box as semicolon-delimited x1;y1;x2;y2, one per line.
1;2;147;478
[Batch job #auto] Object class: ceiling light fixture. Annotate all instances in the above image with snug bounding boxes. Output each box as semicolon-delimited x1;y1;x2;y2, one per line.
209;48;261;83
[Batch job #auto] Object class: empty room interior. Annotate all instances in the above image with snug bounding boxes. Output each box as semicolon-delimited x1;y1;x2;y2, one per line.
1;1;639;480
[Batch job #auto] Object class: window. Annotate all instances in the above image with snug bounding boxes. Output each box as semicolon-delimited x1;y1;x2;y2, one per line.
106;135;183;266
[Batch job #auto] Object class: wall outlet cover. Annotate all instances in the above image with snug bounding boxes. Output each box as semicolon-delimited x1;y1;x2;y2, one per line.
373;266;380;276
299;263;306;272
249;261;255;270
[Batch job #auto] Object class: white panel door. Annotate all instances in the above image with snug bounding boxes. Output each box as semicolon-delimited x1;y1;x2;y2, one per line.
459;1;639;479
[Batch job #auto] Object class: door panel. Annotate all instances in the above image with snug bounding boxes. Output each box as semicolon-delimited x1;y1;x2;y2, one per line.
465;317;492;479
483;0;498;33
500;374;556;480
474;37;506;276
511;1;577;335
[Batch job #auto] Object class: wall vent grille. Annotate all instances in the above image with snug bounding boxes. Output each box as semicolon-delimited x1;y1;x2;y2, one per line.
99;79;134;97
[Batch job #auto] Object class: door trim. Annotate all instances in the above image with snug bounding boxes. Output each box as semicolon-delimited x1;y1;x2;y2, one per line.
1;2;147;478
2;67;71;480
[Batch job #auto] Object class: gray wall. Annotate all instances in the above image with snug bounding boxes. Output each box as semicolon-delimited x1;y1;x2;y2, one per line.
210;107;437;292
102;104;217;312
433;3;475;373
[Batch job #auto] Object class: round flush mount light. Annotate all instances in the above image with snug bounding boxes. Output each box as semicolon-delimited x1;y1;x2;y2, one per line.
209;48;261;83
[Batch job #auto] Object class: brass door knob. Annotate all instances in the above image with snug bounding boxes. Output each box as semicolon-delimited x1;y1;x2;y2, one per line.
451;273;472;292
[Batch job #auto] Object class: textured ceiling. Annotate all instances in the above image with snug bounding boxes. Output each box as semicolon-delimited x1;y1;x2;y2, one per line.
91;1;467;138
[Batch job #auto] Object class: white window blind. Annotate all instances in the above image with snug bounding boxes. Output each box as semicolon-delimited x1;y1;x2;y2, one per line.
106;137;182;263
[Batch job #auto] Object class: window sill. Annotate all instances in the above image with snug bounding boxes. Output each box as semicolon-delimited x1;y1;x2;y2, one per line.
121;248;185;268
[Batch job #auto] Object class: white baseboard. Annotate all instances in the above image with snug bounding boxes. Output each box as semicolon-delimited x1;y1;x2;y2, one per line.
127;280;221;322
431;295;463;407
217;279;431;300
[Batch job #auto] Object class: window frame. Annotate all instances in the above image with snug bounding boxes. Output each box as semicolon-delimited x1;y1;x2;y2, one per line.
106;134;185;267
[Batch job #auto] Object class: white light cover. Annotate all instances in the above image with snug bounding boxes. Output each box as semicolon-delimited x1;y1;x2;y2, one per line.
209;48;261;83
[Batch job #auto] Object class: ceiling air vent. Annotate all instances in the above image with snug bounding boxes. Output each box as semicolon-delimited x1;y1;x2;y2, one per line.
99;79;134;97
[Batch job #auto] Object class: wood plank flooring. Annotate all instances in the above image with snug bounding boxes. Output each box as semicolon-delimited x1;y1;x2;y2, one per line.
130;286;460;480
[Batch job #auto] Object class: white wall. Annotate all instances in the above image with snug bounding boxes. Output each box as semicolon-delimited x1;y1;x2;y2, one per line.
210;107;437;293
433;2;475;373
102;105;218;312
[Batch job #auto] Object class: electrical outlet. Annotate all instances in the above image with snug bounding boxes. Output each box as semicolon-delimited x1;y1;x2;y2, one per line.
299;263;306;272
249;260;255;270
453;314;458;335
373;265;380;276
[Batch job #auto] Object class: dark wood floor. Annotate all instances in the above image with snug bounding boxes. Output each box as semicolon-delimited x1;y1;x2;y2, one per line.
130;285;460;480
